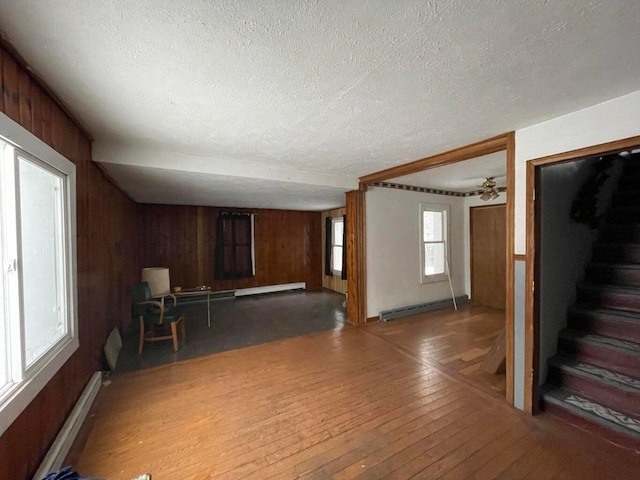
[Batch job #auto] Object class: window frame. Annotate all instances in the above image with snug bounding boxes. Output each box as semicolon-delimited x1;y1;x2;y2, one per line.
331;216;344;276
419;202;450;284
0;112;78;436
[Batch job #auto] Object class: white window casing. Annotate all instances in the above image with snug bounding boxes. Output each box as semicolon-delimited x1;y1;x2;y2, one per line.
0;112;78;436
420;203;450;284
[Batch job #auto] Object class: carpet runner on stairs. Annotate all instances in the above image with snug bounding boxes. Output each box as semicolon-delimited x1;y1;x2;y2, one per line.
541;153;640;451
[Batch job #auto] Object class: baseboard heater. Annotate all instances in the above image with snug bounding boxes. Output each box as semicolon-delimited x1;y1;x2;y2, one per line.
379;295;469;322
33;371;102;480
235;282;306;297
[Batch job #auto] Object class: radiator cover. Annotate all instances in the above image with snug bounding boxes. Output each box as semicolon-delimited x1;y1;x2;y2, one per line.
379;295;469;321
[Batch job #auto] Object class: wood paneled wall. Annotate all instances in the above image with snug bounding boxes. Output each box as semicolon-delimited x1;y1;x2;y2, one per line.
0;45;142;479
346;190;367;324
140;205;322;291
321;207;347;294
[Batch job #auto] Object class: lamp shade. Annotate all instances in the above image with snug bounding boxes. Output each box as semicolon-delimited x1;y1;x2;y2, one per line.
141;267;170;296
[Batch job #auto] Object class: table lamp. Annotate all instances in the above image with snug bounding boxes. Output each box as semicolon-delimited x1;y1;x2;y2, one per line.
141;267;171;296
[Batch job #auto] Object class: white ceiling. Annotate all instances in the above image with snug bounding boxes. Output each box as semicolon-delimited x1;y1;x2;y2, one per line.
1;1;639;210
388;151;506;193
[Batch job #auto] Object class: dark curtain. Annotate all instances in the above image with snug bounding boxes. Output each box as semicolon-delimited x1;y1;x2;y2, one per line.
324;216;332;276
215;213;254;280
341;214;347;280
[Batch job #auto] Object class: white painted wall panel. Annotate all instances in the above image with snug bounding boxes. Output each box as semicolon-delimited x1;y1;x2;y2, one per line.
515;89;640;254
366;187;465;318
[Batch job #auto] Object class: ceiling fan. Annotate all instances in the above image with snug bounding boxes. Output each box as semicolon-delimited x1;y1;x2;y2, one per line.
479;177;500;201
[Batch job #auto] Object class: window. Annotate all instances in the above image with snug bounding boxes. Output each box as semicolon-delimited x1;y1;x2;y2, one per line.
0;113;78;435
331;217;344;275
420;203;449;283
215;213;255;279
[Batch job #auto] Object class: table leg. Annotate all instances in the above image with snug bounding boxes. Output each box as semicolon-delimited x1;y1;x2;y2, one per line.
207;291;211;327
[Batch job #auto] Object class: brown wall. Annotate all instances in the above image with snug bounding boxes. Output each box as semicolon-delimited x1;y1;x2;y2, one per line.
0;46;141;479
321;207;348;294
141;204;322;291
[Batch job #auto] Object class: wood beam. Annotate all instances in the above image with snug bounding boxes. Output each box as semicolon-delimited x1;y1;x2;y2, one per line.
359;133;510;186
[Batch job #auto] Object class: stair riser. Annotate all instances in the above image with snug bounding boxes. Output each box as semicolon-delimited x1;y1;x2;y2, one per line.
542;399;640;451
557;338;640;379
567;313;640;343
585;266;640;287
592;245;640;264
600;226;640;243
577;288;640;314
547;366;640;417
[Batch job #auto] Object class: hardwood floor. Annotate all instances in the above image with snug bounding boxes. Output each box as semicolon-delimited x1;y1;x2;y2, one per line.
366;303;506;399
73;306;640;479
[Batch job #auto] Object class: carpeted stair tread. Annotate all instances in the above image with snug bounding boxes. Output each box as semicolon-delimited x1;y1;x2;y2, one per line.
542;387;640;440
548;356;640;393
559;329;640;355
586;263;640;284
569;305;640;326
578;282;640;296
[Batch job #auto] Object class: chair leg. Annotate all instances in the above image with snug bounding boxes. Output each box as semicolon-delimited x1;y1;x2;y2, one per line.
138;316;145;355
170;322;179;351
180;315;186;340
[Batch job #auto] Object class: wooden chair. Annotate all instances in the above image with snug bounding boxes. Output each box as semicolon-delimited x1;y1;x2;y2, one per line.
130;282;186;354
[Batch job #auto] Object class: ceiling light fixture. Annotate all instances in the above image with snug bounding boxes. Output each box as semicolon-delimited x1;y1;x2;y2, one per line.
480;177;500;201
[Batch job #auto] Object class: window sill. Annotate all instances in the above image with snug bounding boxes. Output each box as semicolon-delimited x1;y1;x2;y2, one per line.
421;274;448;284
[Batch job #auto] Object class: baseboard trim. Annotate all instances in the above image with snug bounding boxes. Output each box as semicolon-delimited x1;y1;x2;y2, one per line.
33;371;102;480
379;295;469;321
235;282;306;297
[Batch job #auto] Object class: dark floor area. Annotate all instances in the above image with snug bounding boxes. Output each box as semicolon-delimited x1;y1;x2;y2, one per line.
114;289;347;373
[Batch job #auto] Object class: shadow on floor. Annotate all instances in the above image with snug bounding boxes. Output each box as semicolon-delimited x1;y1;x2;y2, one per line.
114;290;347;374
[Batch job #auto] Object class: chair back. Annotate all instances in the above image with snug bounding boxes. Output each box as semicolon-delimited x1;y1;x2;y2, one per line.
129;282;153;316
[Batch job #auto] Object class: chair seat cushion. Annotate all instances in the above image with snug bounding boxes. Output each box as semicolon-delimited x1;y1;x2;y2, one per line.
145;307;183;325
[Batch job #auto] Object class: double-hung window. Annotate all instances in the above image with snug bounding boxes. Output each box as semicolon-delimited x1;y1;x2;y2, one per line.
420;203;449;283
0;114;78;435
331;217;344;275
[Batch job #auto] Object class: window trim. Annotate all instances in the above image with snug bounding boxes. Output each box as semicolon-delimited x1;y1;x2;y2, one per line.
0;111;78;436
419;202;450;284
331;216;344;276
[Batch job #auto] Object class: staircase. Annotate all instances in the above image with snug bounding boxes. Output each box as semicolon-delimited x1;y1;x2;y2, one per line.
541;154;640;450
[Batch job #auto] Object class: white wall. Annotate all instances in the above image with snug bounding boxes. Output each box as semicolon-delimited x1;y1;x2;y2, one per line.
463;193;507;298
515;89;640;254
512;88;640;409
366;187;465;317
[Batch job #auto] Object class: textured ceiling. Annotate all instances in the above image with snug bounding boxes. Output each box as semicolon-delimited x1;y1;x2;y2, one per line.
1;1;639;209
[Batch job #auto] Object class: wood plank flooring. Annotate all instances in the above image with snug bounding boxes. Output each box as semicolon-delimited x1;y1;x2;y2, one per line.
73;306;640;479
366;304;506;399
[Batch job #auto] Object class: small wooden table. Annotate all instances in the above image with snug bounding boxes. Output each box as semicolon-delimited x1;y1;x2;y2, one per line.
174;287;212;327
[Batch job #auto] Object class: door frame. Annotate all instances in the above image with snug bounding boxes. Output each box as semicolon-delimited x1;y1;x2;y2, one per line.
358;132;516;406
470;204;507;309
524;134;640;413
